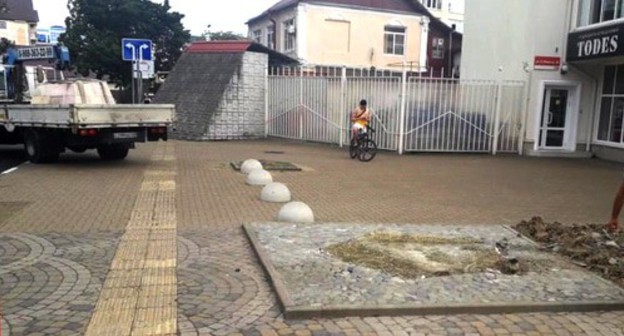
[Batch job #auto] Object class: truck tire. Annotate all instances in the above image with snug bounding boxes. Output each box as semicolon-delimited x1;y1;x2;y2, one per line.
97;144;129;161
24;130;59;164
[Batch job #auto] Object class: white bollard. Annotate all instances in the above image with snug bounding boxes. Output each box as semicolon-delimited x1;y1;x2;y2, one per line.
241;159;263;174
277;201;314;223
261;183;292;203
246;169;273;186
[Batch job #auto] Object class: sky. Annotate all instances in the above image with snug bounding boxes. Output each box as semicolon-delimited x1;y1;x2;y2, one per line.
32;0;278;35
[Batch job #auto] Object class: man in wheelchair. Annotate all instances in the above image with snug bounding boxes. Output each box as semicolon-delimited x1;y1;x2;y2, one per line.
351;99;371;144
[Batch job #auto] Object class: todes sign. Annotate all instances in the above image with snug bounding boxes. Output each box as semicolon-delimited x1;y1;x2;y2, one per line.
567;23;624;62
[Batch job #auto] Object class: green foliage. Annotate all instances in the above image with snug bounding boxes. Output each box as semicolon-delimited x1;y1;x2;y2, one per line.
0;37;14;54
207;31;247;41
62;0;190;87
190;31;247;42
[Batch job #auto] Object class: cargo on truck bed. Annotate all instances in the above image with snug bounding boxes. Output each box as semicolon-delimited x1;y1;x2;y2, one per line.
0;78;176;164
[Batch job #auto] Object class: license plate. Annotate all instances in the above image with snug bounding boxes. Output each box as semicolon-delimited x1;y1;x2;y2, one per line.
113;132;138;139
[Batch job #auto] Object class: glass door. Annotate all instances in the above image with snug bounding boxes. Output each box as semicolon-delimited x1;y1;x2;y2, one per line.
539;88;569;149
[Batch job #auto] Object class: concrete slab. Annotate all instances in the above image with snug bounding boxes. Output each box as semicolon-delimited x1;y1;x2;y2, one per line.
245;222;624;319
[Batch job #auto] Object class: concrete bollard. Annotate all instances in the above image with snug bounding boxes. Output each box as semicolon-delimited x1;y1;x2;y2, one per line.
246;169;273;186
261;183;292;203
241;159;263;174
277;201;314;223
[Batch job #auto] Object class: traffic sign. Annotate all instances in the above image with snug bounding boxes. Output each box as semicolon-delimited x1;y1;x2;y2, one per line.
133;60;155;79
122;38;153;61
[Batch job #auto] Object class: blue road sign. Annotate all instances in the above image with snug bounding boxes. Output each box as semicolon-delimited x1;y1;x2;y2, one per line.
122;38;153;61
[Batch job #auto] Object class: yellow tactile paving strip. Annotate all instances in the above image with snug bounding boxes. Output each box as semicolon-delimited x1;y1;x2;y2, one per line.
85;143;177;336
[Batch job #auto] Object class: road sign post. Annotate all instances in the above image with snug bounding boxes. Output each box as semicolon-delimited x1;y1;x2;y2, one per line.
121;38;153;104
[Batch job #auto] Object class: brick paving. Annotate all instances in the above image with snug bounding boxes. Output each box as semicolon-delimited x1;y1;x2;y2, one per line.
1;140;624;335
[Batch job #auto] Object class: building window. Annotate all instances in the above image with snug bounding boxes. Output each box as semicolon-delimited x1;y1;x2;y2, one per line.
432;37;445;59
578;0;624;26
282;18;296;52
252;29;262;44
266;26;275;49
420;0;442;10
598;65;624;144
384;26;406;55
0;21;6;30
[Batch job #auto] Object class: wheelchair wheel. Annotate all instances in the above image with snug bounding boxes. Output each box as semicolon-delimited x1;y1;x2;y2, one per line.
358;139;377;162
349;139;358;159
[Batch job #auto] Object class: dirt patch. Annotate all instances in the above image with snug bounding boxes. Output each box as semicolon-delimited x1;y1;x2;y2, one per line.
326;232;536;279
230;160;302;172
513;217;624;287
0;202;30;226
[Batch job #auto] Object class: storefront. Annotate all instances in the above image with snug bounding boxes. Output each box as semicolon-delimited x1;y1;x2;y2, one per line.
568;3;624;161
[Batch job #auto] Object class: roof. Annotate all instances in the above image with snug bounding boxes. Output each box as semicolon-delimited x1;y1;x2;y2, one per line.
186;40;254;53
153;53;245;140
0;0;39;23
246;0;460;36
185;40;299;66
248;0;419;24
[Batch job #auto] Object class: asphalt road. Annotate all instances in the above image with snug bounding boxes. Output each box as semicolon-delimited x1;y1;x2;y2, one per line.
0;145;26;173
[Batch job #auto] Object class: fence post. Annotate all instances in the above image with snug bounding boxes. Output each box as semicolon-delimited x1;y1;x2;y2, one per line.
339;66;347;148
299;67;304;140
518;81;529;155
264;65;269;138
492;80;503;155
398;62;408;155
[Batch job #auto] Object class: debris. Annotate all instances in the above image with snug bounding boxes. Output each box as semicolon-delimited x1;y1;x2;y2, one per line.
605;241;620;248
571;261;588;268
514;217;624;287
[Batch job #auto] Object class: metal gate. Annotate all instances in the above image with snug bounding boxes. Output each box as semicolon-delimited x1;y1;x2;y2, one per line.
267;66;527;155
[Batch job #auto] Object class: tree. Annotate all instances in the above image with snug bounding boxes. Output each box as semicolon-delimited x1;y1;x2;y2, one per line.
191;31;247;42
62;0;190;87
0;37;14;54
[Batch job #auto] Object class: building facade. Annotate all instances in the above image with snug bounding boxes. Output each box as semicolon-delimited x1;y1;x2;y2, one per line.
416;0;464;33
0;0;39;46
247;0;461;75
36;25;66;45
460;0;624;161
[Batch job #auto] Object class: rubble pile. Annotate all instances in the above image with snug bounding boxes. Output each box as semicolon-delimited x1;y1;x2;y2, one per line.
514;217;624;287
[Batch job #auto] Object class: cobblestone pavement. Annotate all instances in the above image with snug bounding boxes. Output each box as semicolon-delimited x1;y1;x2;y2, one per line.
176;139;624;229
1;231;121;335
1;140;624;335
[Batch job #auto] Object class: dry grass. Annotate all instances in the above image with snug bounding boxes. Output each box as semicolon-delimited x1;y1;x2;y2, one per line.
327;232;531;279
364;232;482;245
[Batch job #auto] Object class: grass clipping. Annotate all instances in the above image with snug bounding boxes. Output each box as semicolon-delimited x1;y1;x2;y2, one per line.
326;232;517;279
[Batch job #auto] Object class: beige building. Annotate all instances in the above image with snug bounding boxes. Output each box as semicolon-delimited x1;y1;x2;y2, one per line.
247;0;441;72
0;0;39;46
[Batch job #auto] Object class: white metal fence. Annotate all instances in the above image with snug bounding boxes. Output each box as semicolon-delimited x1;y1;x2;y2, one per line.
267;66;527;155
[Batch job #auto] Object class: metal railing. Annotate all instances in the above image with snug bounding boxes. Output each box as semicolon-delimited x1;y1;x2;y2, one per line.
267;65;527;155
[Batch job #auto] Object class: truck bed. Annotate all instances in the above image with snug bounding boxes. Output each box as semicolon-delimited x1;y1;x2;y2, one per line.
0;104;175;128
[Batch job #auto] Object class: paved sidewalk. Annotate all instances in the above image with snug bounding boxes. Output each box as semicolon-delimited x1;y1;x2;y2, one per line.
1;140;623;335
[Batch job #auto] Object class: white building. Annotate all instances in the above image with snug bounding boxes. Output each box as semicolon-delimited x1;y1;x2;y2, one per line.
417;0;464;33
461;0;624;161
36;25;66;45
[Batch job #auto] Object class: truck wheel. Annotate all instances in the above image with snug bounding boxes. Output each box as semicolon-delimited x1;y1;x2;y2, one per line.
24;130;59;164
97;144;129;161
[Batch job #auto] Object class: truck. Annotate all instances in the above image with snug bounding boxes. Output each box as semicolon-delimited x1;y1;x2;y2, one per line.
0;45;175;164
